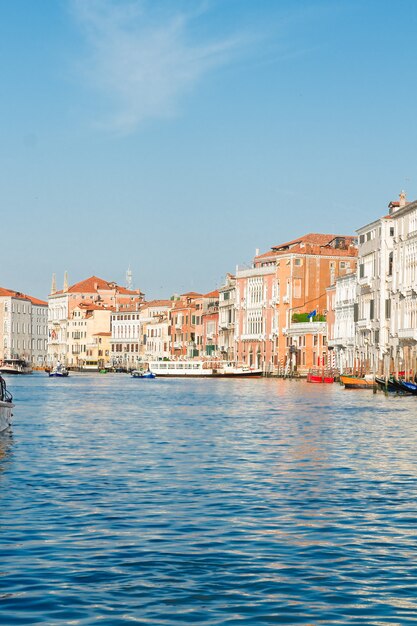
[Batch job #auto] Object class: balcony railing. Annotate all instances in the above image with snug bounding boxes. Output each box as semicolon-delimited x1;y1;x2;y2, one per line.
398;328;417;341
286;321;327;335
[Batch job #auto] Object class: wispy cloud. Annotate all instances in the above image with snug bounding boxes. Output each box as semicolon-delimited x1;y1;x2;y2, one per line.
70;0;243;133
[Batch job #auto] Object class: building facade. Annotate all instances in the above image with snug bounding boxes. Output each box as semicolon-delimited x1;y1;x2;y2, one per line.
0;287;48;366
327;273;357;373
67;303;113;370
218;274;236;362
235;234;358;373
390;194;417;376
110;308;142;369
48;274;144;366
141;301;172;362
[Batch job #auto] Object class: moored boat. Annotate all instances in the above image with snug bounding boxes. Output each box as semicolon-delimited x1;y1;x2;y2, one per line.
147;361;263;378
307;368;336;383
340;374;376;389
375;376;398;393
131;370;156;379
0;375;14;432
0;358;32;375
397;379;417;395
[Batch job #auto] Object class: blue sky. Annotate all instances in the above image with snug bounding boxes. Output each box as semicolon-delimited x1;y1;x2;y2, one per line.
1;0;416;299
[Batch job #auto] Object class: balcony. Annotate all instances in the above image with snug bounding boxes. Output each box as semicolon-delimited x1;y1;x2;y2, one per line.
356;318;374;331
398;328;417;342
286;321;326;336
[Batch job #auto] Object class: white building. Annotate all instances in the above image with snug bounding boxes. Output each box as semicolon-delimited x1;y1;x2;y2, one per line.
141;301;171;361
218;274;236;362
110;308;142;369
327;273;357;372
356;208;395;374
0;287;48;366
390;194;417;375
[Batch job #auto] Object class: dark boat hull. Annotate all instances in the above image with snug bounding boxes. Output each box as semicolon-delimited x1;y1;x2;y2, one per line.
397;380;417;395
375;377;398;393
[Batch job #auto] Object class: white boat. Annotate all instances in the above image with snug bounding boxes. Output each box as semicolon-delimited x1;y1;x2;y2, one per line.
148;361;263;377
48;363;69;377
0;358;32;375
131;369;156;379
0;376;14;432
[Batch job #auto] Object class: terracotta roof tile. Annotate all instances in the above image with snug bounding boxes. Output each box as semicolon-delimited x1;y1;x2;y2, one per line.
140;300;172;309
271;233;355;250
0;287;47;306
54;275;143;296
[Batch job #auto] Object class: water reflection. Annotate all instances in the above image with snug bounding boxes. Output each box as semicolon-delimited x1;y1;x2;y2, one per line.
0;374;416;624
0;430;13;472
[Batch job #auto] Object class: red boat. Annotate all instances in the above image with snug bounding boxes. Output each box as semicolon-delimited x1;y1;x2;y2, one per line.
307;368;335;383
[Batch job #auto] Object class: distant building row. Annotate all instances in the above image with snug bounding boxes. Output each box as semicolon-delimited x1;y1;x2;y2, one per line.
1;191;416;376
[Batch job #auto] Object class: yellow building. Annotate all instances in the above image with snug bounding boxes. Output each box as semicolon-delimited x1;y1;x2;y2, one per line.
67;303;114;370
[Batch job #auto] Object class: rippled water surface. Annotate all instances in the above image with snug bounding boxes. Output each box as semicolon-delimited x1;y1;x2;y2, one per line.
1;373;416;625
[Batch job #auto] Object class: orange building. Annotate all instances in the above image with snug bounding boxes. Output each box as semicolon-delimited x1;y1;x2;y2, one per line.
236;234;358;374
170;292;201;358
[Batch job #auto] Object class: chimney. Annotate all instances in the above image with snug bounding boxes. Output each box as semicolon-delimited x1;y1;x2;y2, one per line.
63;271;68;292
389;190;407;214
255;248;260;257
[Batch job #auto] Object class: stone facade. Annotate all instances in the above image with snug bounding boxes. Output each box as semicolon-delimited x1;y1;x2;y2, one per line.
0;288;48;366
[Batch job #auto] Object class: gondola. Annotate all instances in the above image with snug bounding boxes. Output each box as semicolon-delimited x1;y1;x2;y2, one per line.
375;376;398;393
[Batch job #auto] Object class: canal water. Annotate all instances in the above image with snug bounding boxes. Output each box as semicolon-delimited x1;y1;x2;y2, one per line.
0;373;416;625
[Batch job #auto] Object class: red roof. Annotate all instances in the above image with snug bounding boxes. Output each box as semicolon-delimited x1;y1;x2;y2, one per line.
76;302;115;312
271;233;355;250
254;233;357;262
140;299;172;309
54;275;143;296
0;287;47;306
204;290;219;298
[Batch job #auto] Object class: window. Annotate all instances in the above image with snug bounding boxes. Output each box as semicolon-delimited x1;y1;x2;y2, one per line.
354;303;359;322
293;278;302;299
390;227;394;237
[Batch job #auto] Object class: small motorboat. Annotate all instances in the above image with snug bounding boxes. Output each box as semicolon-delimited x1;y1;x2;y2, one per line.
0;375;14;432
340;375;376;389
131;370;156;379
49;363;69;377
